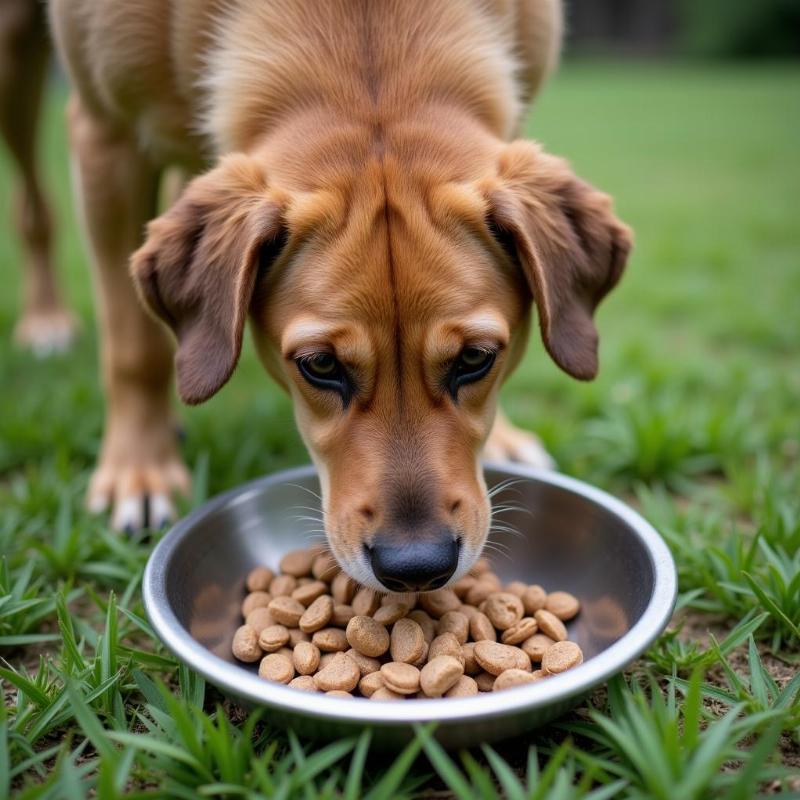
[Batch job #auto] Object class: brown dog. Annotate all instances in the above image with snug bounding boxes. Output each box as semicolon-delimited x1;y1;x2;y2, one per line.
1;0;76;353
50;0;630;591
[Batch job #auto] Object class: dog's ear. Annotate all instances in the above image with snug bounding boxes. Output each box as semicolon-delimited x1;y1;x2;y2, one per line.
131;154;286;404
484;141;632;380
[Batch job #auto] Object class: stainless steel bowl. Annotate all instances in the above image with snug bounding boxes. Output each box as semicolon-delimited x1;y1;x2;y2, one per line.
143;463;676;749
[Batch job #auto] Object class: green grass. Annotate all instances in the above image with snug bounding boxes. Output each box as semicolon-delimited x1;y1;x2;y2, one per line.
2;61;799;796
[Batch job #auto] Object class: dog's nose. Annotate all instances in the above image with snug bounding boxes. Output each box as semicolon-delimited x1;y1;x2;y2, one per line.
367;531;459;592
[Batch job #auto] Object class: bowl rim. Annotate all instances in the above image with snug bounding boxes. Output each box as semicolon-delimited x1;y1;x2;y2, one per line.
143;462;677;725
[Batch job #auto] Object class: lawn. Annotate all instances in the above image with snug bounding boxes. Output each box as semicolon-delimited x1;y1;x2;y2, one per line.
1;61;799;797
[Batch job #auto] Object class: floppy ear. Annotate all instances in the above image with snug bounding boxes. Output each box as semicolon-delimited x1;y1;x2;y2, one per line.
131;154;286;404
484;141;632;380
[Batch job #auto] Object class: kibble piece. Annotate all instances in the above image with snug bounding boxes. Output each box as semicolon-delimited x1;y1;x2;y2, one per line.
474;641;531;675
420;655;464;697
258;624;290;653
411;641;430;669
541;641;583;674
484;592;524;630
269;596;306;627
346;648;382;676
521;585;547;615
288;628;309;647
279;549;315;577
346;615;390;658
419;589;460;618
371;686;403;700
469;611;497;642
500;617;538;646
313;652;359;692
326;690;352;698
428;633;465;666
269;574;298;597
299;595;334;633
232;625;262;662
531;669;547;680
258;653;294;683
545;591;580;621
293;641;321;675
312;627;349;652
311;553;339;581
292;580;329;606
331;604;355;627
359;671;385;697
381;591;417;608
288;675;317;692
437;611;469;644
246;566;274;593
352;588;380;616
471;557;492;575
380;662;421;695
373;603;409;625
242;591;272;618
458;603;479;621
407;610;436;643
390;618;426;664
466;579;497;606
520;633;555;662
474;671;496;692
493;668;539;691
444;675;479;697
505;580;528;598
331;572;356;604
452;575;477;598
246;607;277;634
461;642;480;675
534;609;567;642
318;652;337;670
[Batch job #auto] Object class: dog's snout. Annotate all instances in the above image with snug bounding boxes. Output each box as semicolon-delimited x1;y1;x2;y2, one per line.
367;529;459;592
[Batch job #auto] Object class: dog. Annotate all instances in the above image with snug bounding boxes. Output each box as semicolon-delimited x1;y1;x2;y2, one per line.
50;0;631;593
1;0;76;354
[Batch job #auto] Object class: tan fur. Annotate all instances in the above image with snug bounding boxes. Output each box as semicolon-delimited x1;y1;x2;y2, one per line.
50;0;631;583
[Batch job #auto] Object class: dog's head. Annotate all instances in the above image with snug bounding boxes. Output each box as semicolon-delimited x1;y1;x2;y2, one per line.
131;141;631;591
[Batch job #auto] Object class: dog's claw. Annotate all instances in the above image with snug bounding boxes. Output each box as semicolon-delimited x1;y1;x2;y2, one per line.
484;411;556;470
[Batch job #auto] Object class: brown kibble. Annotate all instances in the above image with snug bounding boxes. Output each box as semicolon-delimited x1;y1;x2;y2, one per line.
437;611;469;644
420;655;464;697
232;625;261;662
311;552;339;581
419;589;460;618
288;628;309;647
345;648;382;676
373;603;409;625
257;624;290;653
545;591;580;621
469;611;497;642
390;618;426;664
269;574;298;597
352;588;380;616
331;572;356;604
246;566;274;593
312;627;349;652
313;652;359;692
484;592;524;630
292;580;329;606
444;675;479;697
371;686;403;701
258;653;294;683
380;662;421;695
531;668;547;680
359;671;385;697
474;671;496;692
241;591;272;617
428;633;464;666
458;603;479;621
299;594;334;633
473;641;531;675
541;641;583;674
500;617;538;645
505;580;528;597
411;640;430;669
331;604;355;627
288;675;317;691
293;641;321;675
279;549;315;577
534;609;567;642
520;633;556;662
452;575;476;598
381;591;417;609
326;690;352;698
346;615;390;657
521;585;547;615
407;610;436;643
471;557;492;575
461;642;480;675
269;596;306;627
493;668;539;691
245;607;277;634
465;579;497;606
318;652;337;670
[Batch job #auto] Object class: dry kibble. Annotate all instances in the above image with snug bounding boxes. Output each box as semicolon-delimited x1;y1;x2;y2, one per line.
246;566;274;592
541;641;583;674
521;585;547;615
493;668;539;691
545;591;580;621
390;618;426;664
313;652;359;692
242;591;272;618
445;675;479;697
484;592;524;630
331;572;356;604
232;625;262;662
534;609;568;642
326;690;352;698
312;627;349;652
380;662;421;695
312;552;339;580
293;641;321;675
473;641;531;675
331;604;355;626
419;589;460;618
245;607;277;634
505;580;528;597
466;579;497;606
469;611;497;642
258;653;294;683
288;675;317;692
269;574;298;597
411;640;429;669
531;669;547;680
352;588;380;616
475;671;496;692
359;671;385;697
407;610;436;643
299;595;334;633
258;624;290;652
269;596;306;627
459;603;479;621
452;575;477;598
318;652;337;670
373;602;409;625
428;633;465;666
471;557;492;575
500;617;538;645
381;591;417;608
345;648;382;676
371;686;403;700
437;611;469;644
420;655;464;697
279;549;315;577
346;615;390;657
521;633;556;662
288;628;309;647
292;580;329;606
461;642;480;675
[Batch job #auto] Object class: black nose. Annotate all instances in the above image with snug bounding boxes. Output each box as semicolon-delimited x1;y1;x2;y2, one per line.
368;531;460;592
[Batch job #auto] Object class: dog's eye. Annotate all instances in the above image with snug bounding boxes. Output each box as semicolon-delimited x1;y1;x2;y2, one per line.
296;353;354;405
449;346;496;396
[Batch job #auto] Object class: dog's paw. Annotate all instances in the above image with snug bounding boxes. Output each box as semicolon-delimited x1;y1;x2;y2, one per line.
14;308;79;357
483;411;556;470
87;457;191;532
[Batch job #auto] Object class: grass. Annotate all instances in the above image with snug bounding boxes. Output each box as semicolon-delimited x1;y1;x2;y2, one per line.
1;60;799;796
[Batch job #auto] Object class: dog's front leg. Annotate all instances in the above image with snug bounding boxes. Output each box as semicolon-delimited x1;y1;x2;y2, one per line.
483;407;556;470
68;97;189;530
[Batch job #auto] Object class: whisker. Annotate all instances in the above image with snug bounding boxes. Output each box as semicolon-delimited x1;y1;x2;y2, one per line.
286;483;323;501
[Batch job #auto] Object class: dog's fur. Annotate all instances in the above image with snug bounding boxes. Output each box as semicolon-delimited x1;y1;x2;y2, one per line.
50;0;631;588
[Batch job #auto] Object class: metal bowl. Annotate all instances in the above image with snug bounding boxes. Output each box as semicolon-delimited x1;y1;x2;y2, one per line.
143;463;676;749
